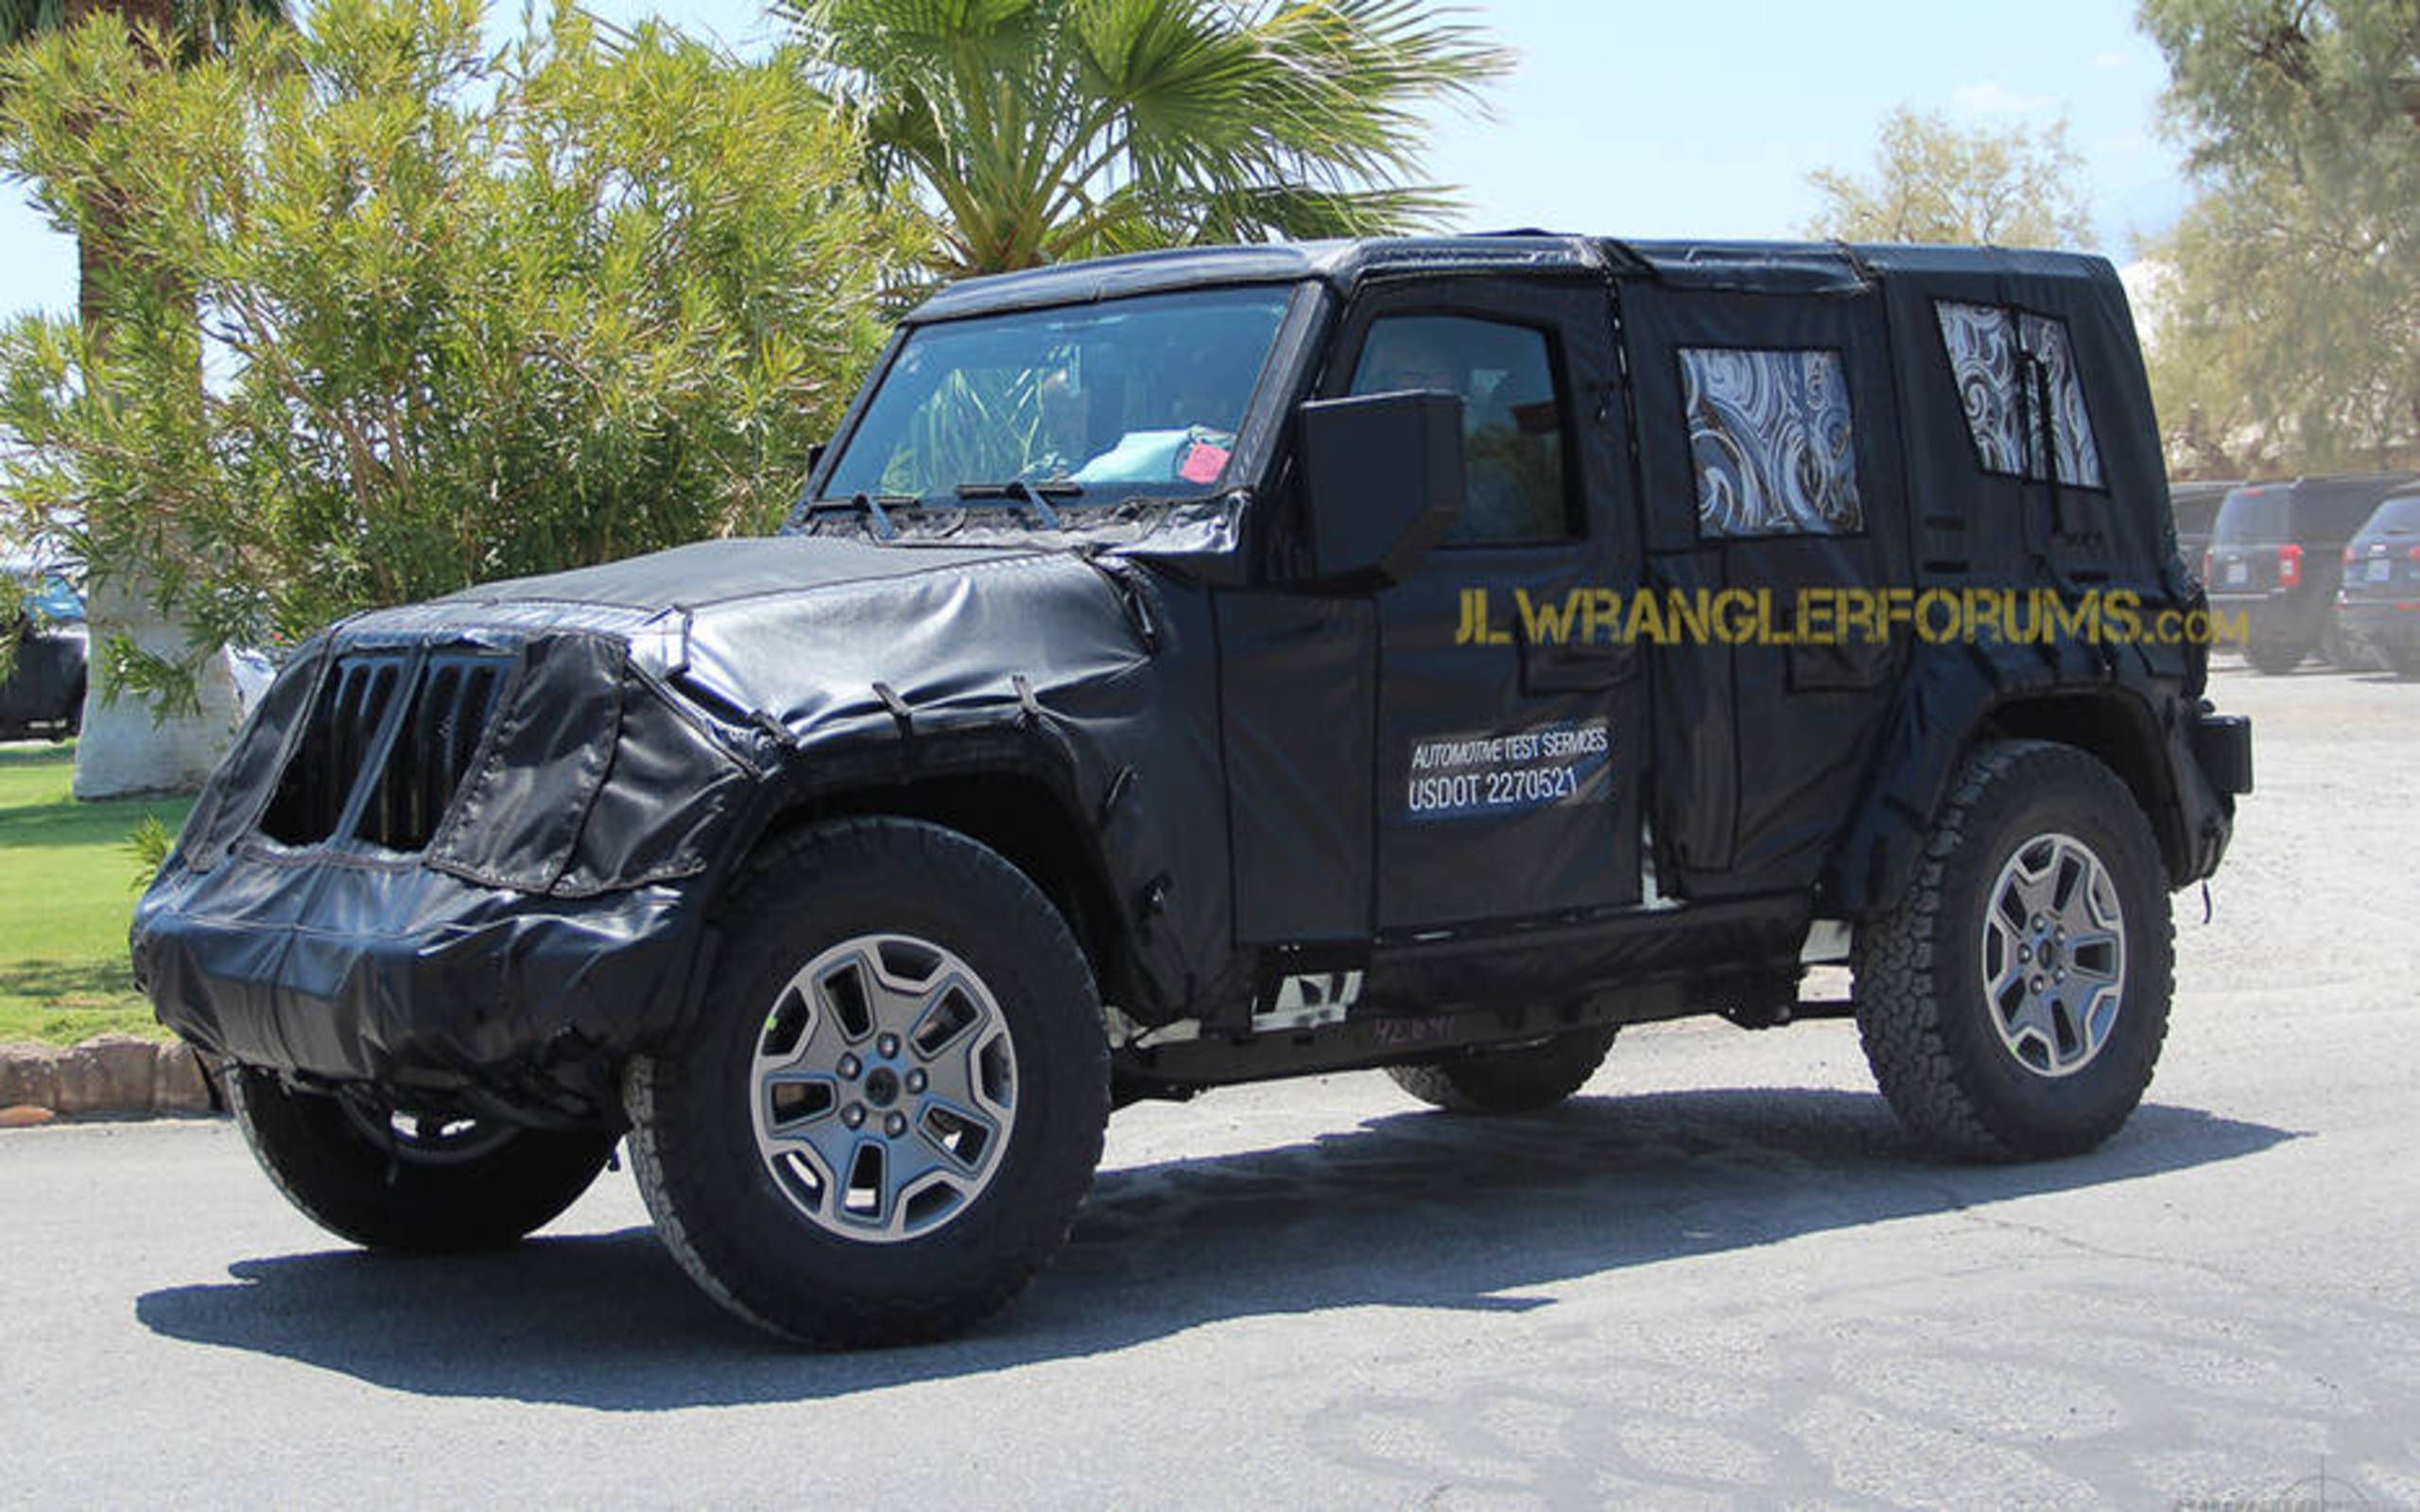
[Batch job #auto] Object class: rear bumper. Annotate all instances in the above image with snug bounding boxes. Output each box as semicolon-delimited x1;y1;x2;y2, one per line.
2337;599;2420;655
132;851;712;1116
2190;710;2254;798
2205;590;2311;648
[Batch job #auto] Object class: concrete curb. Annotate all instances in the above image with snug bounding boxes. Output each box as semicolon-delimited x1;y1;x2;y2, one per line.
0;1035;224;1125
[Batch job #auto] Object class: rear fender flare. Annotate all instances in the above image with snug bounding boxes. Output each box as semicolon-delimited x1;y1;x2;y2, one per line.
1824;674;2206;918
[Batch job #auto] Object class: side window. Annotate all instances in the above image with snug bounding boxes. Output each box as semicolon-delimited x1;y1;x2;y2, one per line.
1679;347;1864;538
1934;301;2106;489
1351;315;1571;545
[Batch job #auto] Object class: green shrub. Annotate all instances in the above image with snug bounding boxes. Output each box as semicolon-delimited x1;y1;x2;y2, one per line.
0;0;912;696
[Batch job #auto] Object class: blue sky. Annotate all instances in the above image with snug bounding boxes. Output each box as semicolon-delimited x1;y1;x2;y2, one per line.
0;0;2184;318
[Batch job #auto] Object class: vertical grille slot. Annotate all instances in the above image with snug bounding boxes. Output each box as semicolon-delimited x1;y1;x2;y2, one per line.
357;657;507;852
256;651;507;853
260;657;403;846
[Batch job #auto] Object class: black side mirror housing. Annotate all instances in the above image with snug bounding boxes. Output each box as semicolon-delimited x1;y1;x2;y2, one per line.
1296;390;1465;585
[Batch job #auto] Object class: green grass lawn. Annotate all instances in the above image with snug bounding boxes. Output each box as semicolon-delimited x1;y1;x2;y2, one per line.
0;741;193;1047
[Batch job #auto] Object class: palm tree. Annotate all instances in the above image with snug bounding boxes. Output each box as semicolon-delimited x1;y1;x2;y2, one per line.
3;0;285;798
778;0;1512;279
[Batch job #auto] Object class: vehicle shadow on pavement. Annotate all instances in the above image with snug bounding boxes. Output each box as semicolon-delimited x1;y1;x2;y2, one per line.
133;1088;2292;1409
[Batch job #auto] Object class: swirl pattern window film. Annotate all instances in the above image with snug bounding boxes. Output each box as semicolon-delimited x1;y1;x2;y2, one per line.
1679;347;1864;538
1934;301;2106;489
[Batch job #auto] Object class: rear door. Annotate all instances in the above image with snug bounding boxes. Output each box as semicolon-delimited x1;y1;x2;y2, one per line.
2345;496;2420;602
2207;484;2291;595
1616;280;1913;898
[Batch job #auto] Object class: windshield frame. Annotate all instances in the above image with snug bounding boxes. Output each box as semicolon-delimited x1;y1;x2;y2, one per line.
799;280;1324;530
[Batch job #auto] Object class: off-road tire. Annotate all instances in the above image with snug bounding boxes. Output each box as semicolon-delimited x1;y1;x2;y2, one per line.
1386;1024;1618;1114
226;1067;616;1251
2320;612;2360;671
1853;740;2172;1161
2243;639;2305;676
624;817;1111;1348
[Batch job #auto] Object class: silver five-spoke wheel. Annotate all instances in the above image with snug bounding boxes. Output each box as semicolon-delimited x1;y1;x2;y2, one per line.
1857;742;2170;1161
1980;832;2127;1077
751;933;1017;1243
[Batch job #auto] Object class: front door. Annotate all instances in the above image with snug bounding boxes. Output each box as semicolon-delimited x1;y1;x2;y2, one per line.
1325;279;1645;934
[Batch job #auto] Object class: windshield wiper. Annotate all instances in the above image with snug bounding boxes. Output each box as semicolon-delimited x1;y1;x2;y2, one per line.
954;478;1081;530
804;491;914;541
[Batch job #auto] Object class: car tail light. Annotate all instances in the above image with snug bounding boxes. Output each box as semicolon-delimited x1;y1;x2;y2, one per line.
2202;548;2215;581
2408;546;2420;562
2344;545;2360;564
2278;543;2303;589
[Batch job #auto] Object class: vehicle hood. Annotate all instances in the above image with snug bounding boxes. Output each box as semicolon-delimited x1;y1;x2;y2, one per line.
334;532;1155;737
437;534;1038;615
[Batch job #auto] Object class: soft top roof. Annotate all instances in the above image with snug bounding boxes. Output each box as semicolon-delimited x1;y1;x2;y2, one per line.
903;235;2126;324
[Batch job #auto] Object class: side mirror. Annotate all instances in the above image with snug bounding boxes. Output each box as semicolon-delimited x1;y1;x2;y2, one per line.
1296;390;1465;585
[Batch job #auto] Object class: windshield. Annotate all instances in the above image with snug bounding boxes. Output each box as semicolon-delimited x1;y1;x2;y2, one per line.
9;569;82;624
819;286;1295;508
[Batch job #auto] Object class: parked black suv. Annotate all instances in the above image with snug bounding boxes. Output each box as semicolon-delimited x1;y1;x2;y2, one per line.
1;564;87;743
2336;490;2420;678
2169;479;2237;575
2204;473;2418;674
134;238;2251;1346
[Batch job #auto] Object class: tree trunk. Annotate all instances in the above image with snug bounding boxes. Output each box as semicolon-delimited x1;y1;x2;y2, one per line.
70;572;244;799
63;0;243;800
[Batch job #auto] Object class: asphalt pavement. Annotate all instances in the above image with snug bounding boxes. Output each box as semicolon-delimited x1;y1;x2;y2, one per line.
3;662;2415;1509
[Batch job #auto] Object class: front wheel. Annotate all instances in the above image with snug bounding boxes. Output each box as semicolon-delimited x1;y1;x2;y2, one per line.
625;818;1110;1348
227;1069;617;1251
1853;741;2172;1161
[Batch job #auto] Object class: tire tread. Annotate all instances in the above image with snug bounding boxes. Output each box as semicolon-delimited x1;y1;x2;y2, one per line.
625;816;1109;1348
1853;740;2173;1161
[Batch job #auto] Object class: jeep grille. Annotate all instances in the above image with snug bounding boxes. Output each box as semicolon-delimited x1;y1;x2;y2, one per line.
258;652;509;852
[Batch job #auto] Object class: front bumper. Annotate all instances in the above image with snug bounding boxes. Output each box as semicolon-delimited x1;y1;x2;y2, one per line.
131;615;771;1118
133;856;712;1116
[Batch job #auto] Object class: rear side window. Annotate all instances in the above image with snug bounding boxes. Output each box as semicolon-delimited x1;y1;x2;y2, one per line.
1935;301;2105;490
2364;496;2420;536
1351;315;1571;546
1678;347;1864;538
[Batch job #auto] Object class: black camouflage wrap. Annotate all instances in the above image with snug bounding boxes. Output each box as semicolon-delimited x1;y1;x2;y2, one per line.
132;236;2244;1119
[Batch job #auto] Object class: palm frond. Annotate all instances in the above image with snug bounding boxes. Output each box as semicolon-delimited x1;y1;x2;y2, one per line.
778;0;1510;275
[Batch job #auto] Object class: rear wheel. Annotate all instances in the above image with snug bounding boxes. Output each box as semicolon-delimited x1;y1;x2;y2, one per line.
625;817;1110;1347
1387;1024;1617;1114
1853;741;2171;1161
227;1069;616;1251
2243;639;2305;676
2387;644;2420;680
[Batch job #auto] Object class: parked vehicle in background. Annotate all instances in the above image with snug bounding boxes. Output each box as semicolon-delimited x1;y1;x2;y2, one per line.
2204;473;2419;674
2336;491;2420;679
2169;479;2237;576
1;561;87;742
